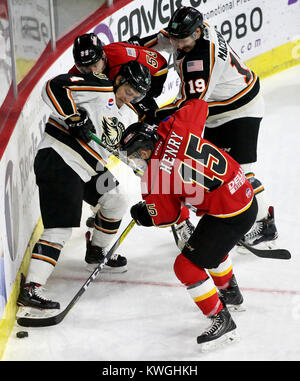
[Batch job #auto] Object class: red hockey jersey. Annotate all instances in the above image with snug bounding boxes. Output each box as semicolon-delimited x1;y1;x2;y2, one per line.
69;42;168;98
142;99;254;227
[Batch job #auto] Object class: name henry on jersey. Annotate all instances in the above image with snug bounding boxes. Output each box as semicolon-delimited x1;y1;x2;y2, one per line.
159;131;183;175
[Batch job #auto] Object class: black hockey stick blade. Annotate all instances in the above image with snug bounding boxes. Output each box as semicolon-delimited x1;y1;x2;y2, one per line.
172;222;290;260
17;307;68;327
238;240;291;260
17;219;136;327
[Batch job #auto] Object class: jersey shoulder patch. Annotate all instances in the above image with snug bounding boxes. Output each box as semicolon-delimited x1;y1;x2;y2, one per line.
93;72;109;80
91;72;114;88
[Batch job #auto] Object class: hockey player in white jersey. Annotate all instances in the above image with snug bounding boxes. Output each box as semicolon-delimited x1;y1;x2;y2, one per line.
130;6;278;252
17;56;151;311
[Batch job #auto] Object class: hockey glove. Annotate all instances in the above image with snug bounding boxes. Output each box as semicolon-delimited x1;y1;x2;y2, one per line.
130;201;153;227
65;108;95;143
127;35;143;46
134;97;160;125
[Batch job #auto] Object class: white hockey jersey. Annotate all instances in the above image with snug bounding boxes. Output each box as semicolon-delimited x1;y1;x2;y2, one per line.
39;72;138;182
142;23;264;127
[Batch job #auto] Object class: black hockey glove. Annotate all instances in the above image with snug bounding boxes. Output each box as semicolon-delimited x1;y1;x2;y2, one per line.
126;35;143;46
134;97;160;125
65;108;95;144
130;201;153;227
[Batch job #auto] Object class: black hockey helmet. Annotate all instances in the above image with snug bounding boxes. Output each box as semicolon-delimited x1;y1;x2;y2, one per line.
168;7;203;39
119;122;159;157
116;61;151;102
73;33;103;66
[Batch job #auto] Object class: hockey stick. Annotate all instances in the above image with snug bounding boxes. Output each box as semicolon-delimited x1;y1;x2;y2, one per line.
237;240;291;260
89;133;144;177
171;225;291;260
17;219;136;327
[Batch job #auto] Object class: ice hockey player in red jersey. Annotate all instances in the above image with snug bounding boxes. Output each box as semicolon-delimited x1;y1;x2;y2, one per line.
69;33;168;124
120;99;258;350
128;6;278;253
17;53;152;313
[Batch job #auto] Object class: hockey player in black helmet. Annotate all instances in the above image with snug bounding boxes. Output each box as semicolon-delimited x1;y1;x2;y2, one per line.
168;6;203;39
122;100;255;350
129;6;279;253
119;122;158;170
118;122;158;174
120;122;158;156
114;61;151;104
73;33;105;73
166;7;204;54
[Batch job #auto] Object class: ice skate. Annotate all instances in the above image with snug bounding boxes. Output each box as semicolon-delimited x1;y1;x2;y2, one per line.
17;279;60;319
174;219;195;250
237;206;278;254
219;275;245;312
85;232;127;273
197;307;239;352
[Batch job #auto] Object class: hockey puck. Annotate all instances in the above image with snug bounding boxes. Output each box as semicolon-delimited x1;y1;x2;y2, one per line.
16;331;28;338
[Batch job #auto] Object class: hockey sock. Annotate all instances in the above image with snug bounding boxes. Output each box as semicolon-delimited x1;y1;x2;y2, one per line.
174;254;223;316
27;240;61;285
208;254;233;290
92;212;122;248
26;228;71;285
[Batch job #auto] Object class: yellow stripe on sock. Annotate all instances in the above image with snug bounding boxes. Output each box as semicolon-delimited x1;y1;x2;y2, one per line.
209;265;232;278
193;287;217;302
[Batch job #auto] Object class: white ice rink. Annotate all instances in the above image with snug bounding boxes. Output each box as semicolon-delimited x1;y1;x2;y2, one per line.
3;65;300;363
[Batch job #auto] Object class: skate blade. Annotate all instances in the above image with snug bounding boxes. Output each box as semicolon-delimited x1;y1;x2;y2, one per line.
227;304;246;313
236;239;278;255
85;263;128;274
198;329;240;353
16;306;58;319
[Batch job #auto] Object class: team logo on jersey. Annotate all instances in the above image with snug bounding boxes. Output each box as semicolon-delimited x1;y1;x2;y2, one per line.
108;98;114;107
246;188;252;198
93;72;107;80
102;116;125;148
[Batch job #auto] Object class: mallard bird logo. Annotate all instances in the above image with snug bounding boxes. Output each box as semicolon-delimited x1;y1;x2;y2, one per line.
102;116;125;148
